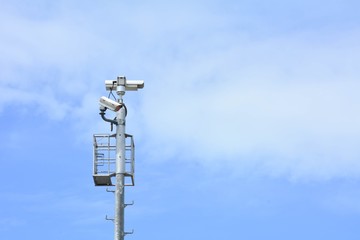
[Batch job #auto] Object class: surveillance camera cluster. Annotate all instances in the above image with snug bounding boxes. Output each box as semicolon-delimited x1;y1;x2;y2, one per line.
99;76;144;112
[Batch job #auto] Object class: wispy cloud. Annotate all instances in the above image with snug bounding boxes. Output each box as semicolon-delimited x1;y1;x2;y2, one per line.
1;0;360;181
138;28;360;181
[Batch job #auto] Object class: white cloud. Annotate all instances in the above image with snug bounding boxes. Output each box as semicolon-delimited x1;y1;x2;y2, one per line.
138;28;360;181
1;0;360;181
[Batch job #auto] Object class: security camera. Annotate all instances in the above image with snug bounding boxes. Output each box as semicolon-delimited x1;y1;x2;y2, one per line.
99;96;121;112
125;80;144;91
105;79;144;91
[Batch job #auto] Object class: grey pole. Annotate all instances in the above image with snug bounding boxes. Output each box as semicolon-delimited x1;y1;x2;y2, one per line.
115;83;126;240
94;76;143;240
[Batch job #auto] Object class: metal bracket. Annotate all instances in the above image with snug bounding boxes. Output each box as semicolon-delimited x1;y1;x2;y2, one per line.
106;188;115;193
124;229;134;236
124;201;134;208
99;109;117;125
105;215;114;222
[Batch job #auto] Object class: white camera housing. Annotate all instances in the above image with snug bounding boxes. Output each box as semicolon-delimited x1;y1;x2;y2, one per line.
105;80;144;91
99;96;121;112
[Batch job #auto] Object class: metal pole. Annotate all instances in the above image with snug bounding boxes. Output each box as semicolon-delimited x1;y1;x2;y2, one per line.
114;94;126;240
95;76;143;240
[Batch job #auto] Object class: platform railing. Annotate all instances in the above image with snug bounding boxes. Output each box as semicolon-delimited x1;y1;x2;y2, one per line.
93;134;135;186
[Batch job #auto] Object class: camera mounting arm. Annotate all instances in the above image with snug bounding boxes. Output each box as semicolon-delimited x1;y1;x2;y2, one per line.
99;107;118;125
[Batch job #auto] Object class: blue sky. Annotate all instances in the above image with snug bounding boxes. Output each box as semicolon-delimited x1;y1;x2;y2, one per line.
1;0;360;239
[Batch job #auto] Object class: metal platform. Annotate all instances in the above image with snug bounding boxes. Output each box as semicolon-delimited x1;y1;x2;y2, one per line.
93;133;135;186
